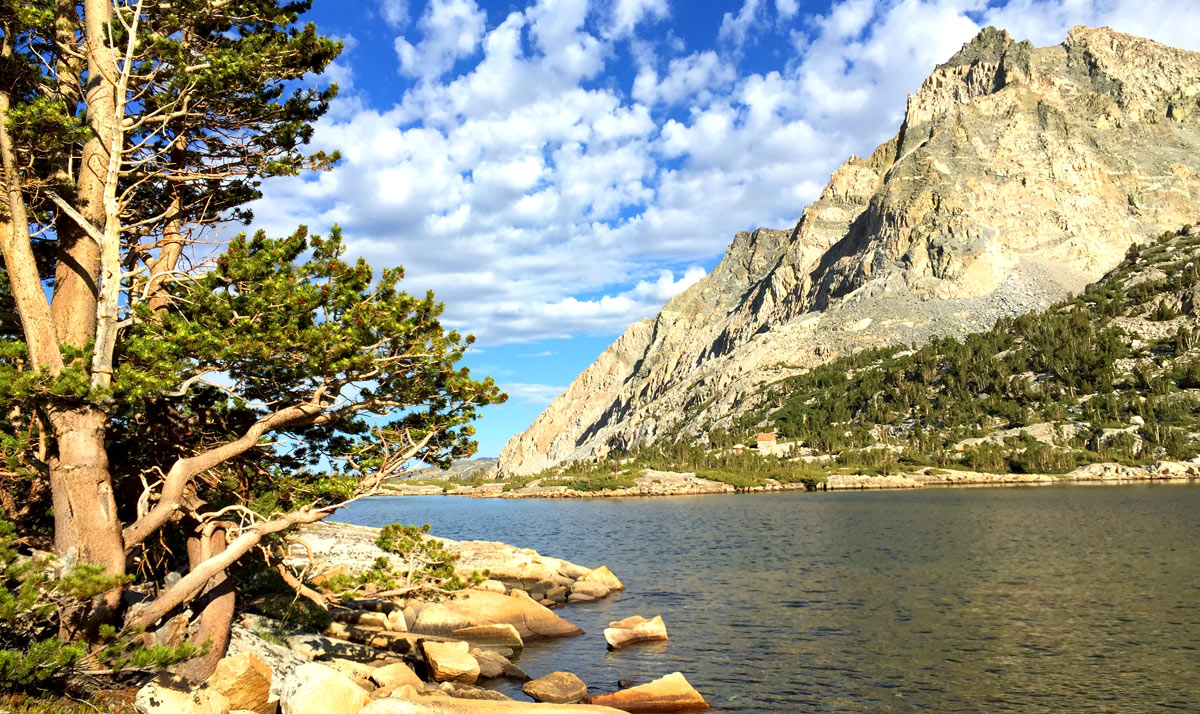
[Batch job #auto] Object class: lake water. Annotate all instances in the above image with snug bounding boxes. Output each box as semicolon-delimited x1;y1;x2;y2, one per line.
339;484;1200;712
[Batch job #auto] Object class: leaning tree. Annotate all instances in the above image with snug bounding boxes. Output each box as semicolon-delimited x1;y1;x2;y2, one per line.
0;0;503;679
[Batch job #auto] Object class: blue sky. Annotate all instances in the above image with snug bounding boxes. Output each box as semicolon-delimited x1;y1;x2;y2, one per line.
248;0;1200;457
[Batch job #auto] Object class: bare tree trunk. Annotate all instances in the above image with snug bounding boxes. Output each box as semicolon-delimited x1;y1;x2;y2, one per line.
173;525;234;681
51;0;113;350
0;80;64;373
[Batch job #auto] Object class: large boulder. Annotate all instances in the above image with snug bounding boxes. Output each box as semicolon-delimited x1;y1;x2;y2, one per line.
522;672;587;704
604;616;668;649
420;640;480;684
279;662;370;714
134;673;230;714
409;589;582;640
584;672;708;712
205;652;275;714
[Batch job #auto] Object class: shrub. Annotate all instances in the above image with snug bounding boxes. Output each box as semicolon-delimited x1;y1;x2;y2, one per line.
312;524;486;600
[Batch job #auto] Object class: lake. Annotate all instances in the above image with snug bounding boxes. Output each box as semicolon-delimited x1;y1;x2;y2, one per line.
338;484;1200;712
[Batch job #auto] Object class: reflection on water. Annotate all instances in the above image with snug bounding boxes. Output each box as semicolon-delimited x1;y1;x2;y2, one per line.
340;484;1200;712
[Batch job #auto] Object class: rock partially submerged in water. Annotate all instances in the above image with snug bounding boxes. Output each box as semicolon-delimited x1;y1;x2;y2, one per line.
585;672;708;712
470;648;529;681
578;566;624;591
523;671;588;704
604;615;668;649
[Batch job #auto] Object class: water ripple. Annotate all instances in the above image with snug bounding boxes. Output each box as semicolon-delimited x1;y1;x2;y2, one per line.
341;484;1200;713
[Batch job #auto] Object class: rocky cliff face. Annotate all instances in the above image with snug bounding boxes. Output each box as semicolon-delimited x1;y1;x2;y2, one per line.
498;26;1200;476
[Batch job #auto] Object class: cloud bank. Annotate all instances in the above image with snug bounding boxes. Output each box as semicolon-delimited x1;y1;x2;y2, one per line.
251;0;1200;345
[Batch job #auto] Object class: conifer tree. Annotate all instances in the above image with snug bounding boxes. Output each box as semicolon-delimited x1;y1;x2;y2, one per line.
0;0;504;678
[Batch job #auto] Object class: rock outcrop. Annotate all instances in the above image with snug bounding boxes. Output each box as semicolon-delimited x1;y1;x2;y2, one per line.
499;26;1200;475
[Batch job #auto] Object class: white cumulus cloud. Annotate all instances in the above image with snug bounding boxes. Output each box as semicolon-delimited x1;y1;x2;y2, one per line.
253;0;1200;348
394;0;488;80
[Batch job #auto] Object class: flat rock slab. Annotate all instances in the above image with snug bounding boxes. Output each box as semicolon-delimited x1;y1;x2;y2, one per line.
409;589;582;640
323;623;455;654
585;672;708;712
604;615;668;649
293;523;598;595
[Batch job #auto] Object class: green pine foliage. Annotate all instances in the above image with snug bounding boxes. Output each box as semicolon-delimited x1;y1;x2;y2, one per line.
0;521;198;690
318;524;485;599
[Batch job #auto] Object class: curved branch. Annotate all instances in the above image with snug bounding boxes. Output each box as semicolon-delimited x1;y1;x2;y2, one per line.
124;506;331;631
122;402;323;550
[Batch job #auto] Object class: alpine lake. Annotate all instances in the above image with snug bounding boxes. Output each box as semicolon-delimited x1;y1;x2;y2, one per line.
339;483;1200;713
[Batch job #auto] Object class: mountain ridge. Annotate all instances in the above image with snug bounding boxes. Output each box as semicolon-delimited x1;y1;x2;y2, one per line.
499;25;1200;476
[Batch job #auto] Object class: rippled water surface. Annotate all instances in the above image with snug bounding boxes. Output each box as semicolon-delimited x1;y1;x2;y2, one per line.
339;484;1200;712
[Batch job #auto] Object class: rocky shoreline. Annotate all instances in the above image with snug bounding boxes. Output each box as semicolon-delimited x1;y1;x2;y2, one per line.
382;461;1200;499
133;521;707;714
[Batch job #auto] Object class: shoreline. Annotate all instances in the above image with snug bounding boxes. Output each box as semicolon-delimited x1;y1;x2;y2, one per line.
380;461;1200;499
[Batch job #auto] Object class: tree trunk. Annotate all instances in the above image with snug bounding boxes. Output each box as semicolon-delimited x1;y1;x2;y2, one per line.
173;525;235;681
48;407;125;636
146;173;185;313
51;0;113;350
0;67;64;373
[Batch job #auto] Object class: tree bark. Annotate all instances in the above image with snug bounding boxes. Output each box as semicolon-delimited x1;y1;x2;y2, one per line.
51;0;113;350
47;407;126;638
146;166;185;313
0;74;64;373
173;525;235;681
